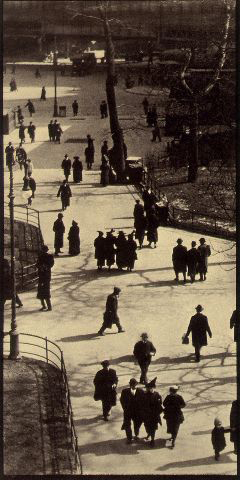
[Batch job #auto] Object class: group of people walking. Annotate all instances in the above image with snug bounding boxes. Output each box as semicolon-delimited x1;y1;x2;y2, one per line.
94;230;138;272
172;237;211;283
48;119;63;143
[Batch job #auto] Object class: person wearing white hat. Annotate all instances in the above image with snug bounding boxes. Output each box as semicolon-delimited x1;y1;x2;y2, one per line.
163;385;186;448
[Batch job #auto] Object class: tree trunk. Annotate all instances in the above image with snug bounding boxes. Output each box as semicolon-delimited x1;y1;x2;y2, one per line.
103;17;125;181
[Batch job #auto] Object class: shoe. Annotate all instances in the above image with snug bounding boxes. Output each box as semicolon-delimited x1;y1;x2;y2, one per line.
47;307;52;311
98;331;104;336
16;304;23;308
103;417;108;421
39;307;47;311
118;329;125;333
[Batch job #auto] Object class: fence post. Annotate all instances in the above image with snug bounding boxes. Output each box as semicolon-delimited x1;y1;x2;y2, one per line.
45;337;48;363
26;206;29;224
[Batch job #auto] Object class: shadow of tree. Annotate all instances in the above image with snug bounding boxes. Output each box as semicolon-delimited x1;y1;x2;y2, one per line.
157;452;235;471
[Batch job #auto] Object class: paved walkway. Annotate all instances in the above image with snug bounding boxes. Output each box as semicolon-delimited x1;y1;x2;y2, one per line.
3;79;236;475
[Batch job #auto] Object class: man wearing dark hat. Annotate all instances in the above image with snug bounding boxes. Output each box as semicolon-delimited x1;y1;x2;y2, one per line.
57;179;72;211
142;377;163;447
133;333;156;384
98;287;125;335
185;305;212;362
172;238;187;282
94;231;106;270
61;154;72;182
53;213;65;256
198;237;211;281
105;230;116;270
187;241;200;283
126;232;138;272
93;360;118;421
163;385;186;448
133;199;144;225
36;245;54;311
120;378;145;444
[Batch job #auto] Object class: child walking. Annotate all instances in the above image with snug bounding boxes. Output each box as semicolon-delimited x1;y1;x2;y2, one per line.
211;418;230;460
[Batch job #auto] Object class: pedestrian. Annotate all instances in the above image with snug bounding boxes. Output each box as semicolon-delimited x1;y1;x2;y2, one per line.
115;231;128;270
5;142;15;169
187;241;200;283
142;377;163;447
25;99;35;117
2;259;23;308
48;120;54;142
72;99;79;116
68;220;80;256
36;245;54;311
105;230;116;271
93;360;118;421
135;212;148;249
57;179;72;211
19;123;26;144
172;238;188;282
142;97;149;115
133;199;144;225
28;121;36;143
100;100;108;118
72;156;83;183
40;86;46;100
85;135;95;170
230;309;239;342
61;154;72;182
147;207;159;248
101;140;109;161
211;418;230;460
9;78;17;91
16;106;23;123
163;385;186;449
151;123;161;142
35;68;41;78
16;144;27;170
185;304;212;362
52;119;58;142
126;232;138;272
133;333;156;385
100;157;110;186
230;400;240;455
198;237;211;281
98;287;125;335
142;188;156;214
28;174;36;201
55;122;63;144
25;158;33;176
94;231;106;270
120;378;144;444
53;213;65;256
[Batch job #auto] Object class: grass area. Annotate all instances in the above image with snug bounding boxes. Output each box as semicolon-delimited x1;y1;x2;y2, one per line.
3;357;77;475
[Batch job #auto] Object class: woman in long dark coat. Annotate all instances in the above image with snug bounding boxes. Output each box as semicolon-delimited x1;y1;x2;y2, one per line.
57;180;72;211
142;378;163;447
36;245;54;311
126;233;138;271
72;156;83;183
187;241;200;283
147;208;159;248
94;231;106;270
135;213;148;249
85;136;95;170
163;386;186;448
115;231;128;270
100;158;110;186
68;220;80;256
105;230;116;270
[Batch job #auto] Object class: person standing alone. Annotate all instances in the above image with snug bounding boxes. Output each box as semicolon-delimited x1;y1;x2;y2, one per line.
185;304;212;362
93;360;118;421
53;213;65;256
36;245;54;311
98;287;125;335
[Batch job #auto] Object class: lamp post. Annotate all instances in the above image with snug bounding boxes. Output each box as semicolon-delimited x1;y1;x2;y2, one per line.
53;35;58;117
8;156;21;360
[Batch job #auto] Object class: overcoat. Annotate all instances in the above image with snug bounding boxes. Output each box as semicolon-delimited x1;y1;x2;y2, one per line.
147;213;159;243
94;236;106;262
230;310;239;343
133;340;156;364
72;159;83;183
211;427;226;452
187;247;200;276
126;238;138;268
134;203;144;223
186;312;212;347
163;393;186;433
100;163;110;186
104;293;119;327
198;244;211;274
93;368;118;405
53;218;65;249
142;391;163;432
68;225;80;255
36;252;54;300
57;184;72;207
230;400;240;443
61;158;71;177
105;234;116;266
172;245;187;272
120;387;144;426
135;215;148;242
115;235;128;268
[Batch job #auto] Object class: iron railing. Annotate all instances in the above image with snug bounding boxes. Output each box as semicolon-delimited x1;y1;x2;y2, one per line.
3;333;82;474
4;202;41;229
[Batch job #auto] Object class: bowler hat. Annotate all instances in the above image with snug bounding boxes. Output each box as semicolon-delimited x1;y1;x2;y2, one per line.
199;237;206;243
58;213;64;218
42;245;49;252
195;304;203;311
129;378;138;386
146;377;157;388
114;287;121;294
141;332;148;338
177;238;183;243
101;360;110;367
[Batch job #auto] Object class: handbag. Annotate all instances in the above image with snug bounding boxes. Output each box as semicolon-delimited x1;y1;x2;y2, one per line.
182;333;189;345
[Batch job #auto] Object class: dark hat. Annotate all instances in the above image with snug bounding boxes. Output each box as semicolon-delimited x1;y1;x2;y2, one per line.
177;238;183;244
98;231;103;235
199;237;206;243
196;304;203;311
58;213;64;218
114;287;121;294
64;154;68;157
73;156;79;160
169;385;179;392
136;199;140;203
146;377;157;389
72;220;78;225
103;140;108;144
141;332;148;338
42;245;49;252
129;378;138;386
101;360;110;367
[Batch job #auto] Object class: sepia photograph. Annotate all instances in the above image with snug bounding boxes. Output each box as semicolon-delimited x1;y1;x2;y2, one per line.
1;0;238;476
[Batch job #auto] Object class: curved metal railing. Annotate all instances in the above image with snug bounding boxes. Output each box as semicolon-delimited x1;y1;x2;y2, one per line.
4;202;41;229
3;333;82;474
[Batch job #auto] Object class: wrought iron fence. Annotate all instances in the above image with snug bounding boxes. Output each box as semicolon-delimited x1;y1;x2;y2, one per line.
4;202;41;229
3;333;82;474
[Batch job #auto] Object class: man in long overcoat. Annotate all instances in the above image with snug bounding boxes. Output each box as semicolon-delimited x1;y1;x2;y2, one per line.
135;212;148;249
28;122;36;143
126;233;138;271
120;378;144;443
198;237;211;281
36;245;54;311
48;120;54;141
94;231;106;270
147;208;159;248
172;238;187;282
133;200;144;225
5;142;15;168
93;360;118;421
25;99;35;117
98;287;125;335
16;143;27;170
61;154;72;182
187;241;200;283
57;179;72;211
230;309;239;343
163;385;186;448
53;213;65;256
105;230;116;270
185;304;212;362
133;332;156;384
142;377;163;447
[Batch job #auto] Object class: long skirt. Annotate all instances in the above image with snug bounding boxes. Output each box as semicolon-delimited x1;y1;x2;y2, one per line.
37;281;51;300
147;228;158;243
73;169;82;183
